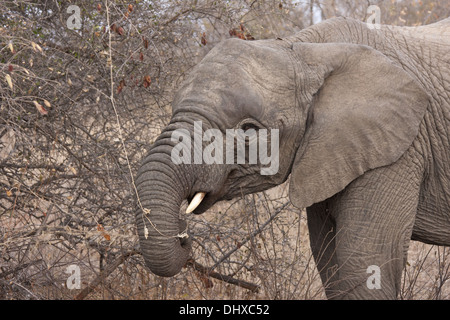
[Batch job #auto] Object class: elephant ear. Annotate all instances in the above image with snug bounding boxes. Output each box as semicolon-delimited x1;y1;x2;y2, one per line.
289;42;429;209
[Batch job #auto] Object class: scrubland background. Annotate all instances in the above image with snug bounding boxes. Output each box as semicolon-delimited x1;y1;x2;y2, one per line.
0;0;449;300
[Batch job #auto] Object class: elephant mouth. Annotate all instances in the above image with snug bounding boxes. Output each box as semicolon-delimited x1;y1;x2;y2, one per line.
186;192;206;213
185;191;217;215
185;186;230;215
184;168;251;215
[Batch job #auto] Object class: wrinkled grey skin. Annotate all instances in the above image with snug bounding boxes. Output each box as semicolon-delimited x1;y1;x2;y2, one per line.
135;17;450;299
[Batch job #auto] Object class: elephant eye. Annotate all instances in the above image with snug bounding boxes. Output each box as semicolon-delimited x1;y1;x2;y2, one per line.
240;122;259;132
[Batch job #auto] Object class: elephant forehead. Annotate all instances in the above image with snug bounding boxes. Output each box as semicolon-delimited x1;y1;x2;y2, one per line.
172;65;265;124
204;38;294;90
172;39;294;116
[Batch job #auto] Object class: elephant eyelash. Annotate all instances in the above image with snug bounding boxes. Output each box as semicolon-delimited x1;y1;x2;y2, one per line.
240;122;259;131
238;119;262;132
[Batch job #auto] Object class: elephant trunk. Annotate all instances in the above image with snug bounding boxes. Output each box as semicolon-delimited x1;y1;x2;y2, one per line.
135;146;192;277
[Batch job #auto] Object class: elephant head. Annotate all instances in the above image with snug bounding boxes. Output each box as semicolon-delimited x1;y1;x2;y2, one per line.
135;37;428;277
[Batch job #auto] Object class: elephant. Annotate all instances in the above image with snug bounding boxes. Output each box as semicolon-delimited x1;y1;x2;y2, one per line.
134;16;450;299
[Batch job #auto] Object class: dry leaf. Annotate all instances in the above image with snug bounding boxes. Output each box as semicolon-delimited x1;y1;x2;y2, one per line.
8;42;14;53
67;78;73;86
6;189;12;197
33;100;48;115
8;65;13;72
128;4;133;12
96;224;111;241
5;74;13;90
31;41;43;53
229;26;255;41
195;272;214;289
117;79;125;94
70;167;77;174
201;32;207;46
143;75;151;88
43;99;51;108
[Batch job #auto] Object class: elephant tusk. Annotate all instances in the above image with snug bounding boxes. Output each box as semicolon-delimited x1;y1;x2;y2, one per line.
186;192;206;214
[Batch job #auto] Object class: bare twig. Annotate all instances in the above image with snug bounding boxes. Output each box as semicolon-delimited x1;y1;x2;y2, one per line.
209;201;290;272
74;249;139;300
186;259;260;293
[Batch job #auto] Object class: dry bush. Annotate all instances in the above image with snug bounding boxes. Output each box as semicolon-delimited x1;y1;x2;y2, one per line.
0;0;449;300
